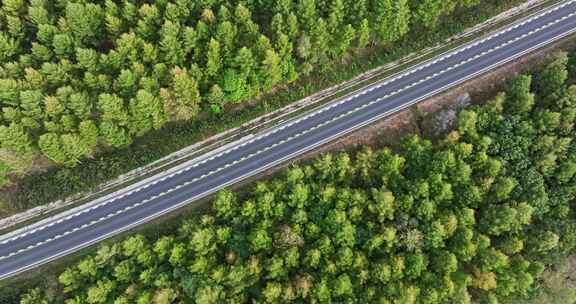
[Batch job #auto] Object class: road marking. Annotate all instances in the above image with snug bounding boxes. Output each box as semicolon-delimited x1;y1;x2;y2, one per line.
0;3;574;249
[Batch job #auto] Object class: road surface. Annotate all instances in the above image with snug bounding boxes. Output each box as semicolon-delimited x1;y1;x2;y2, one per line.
1;0;576;281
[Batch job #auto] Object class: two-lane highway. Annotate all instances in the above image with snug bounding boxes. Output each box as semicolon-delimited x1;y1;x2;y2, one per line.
1;0;576;280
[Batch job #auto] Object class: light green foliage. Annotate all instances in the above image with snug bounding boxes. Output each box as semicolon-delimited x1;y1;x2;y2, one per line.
37;133;65;165
61;133;91;165
165;67;200;121
297;0;317;32
205;38;222;78
0;32;18;62
65;3;103;45
78;120;99;150
0;123;33;156
128;90;166;136
357;18;370;48
260;50;282;90
19;288;48;304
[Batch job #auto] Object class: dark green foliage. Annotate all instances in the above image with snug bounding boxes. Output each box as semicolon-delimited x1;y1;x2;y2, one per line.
18;57;576;303
506;75;535;115
534;51;569;98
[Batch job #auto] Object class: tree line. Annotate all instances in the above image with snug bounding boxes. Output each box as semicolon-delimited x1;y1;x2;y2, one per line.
18;51;576;303
0;0;482;177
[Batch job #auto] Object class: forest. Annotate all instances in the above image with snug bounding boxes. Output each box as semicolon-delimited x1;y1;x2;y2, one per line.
14;52;576;303
0;0;484;184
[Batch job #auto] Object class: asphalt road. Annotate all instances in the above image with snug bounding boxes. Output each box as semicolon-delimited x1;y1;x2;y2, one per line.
1;0;576;281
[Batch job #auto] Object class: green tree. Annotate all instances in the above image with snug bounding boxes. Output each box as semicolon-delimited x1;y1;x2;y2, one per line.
2;0;25;14
260;49;282;91
491;177;516;202
216;21;237;55
52;34;74;57
98;93;129;125
20;288;49;304
128;90;166;136
334;273;354;297
357;19;370;48
0;78;21;105
331;24;355;57
221;69;248;104
0;32;18;62
373;0;410;44
79;120;99;150
205;38;222;78
310;18;329;64
297;0;317;31
412;0;446;29
207;84;225;110
19;90;43;120
0;122;33;156
58;268;82;292
214;190;238;220
86;279;115;304
65;2;104;45
479;204;532;236
506;75;535;115
534;52;569;97
164;67;201;120
527;230;559;254
61;133;91;165
99;121;132;147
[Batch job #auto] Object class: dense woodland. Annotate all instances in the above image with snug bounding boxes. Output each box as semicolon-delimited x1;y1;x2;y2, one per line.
16;53;576;303
0;0;484;182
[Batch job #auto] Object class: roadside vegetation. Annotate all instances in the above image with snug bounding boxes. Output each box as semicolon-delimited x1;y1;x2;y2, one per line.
13;52;576;303
0;0;527;215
